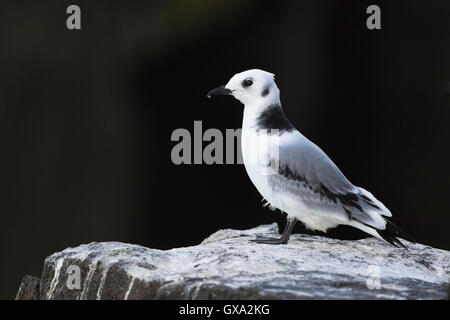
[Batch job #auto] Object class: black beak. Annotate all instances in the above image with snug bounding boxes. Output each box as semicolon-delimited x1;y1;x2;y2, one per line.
207;85;232;99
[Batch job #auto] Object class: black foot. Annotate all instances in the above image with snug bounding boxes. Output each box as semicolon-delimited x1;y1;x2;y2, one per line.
250;236;287;245
250;217;298;245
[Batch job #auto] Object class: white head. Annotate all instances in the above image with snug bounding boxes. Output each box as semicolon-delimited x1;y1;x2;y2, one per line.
207;69;280;107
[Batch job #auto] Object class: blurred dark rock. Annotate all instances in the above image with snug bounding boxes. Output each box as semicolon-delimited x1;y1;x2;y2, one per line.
15;275;40;300
19;224;449;300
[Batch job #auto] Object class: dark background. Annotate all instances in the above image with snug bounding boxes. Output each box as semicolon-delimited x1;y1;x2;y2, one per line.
1;0;449;299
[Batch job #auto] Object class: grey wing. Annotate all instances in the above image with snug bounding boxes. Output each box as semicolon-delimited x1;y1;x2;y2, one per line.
270;134;391;229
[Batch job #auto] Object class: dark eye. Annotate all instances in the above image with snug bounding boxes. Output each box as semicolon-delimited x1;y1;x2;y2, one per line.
242;78;253;88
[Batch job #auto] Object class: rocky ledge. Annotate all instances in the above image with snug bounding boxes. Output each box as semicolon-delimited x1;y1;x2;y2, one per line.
16;224;449;300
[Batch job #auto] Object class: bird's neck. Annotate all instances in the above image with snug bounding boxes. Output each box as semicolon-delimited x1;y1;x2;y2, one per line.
243;88;281;125
242;102;283;131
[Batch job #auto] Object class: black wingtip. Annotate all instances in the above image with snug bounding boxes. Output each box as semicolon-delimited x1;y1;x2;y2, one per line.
378;220;415;248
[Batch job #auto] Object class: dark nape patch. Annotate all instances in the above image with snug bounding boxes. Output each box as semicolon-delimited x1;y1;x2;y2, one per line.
255;104;294;134
261;86;270;97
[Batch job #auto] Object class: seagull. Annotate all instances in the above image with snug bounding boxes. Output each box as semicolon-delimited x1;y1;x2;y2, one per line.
207;69;415;247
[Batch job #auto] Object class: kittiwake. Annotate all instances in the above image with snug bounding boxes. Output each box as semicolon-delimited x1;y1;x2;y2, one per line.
207;69;414;247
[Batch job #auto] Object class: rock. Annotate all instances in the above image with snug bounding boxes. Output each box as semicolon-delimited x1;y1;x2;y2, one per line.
15;275;40;300
20;224;449;300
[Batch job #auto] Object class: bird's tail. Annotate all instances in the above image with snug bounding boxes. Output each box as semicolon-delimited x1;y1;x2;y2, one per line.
349;218;415;248
347;187;415;248
376;220;416;248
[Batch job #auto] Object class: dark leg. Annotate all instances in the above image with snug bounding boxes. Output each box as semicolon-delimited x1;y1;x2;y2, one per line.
251;217;298;244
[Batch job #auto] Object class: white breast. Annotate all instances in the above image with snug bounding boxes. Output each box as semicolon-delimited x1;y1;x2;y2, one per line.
241;107;279;208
